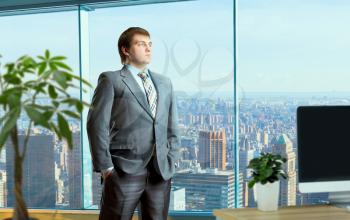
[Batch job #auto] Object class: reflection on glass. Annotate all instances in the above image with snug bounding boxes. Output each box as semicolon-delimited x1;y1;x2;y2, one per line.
238;0;350;207
86;0;234;211
0;10;80;209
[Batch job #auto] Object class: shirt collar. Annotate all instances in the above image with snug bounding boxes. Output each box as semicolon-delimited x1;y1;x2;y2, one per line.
126;64;149;78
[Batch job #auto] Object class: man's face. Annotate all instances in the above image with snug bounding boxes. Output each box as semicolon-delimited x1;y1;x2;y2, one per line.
125;34;152;68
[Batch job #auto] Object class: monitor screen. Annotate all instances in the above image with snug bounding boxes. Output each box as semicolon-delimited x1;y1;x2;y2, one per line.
297;106;350;187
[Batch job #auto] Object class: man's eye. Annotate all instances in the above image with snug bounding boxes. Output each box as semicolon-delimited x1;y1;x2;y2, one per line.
136;42;151;47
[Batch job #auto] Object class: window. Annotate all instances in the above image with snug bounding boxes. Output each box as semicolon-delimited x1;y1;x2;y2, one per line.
0;10;81;209
85;0;235;211
238;0;350;207
1;0;349;214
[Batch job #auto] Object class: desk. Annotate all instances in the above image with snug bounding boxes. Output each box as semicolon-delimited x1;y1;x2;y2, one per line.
213;205;350;220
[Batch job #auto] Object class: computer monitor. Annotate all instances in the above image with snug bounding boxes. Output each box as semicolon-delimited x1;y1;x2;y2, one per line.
297;106;350;205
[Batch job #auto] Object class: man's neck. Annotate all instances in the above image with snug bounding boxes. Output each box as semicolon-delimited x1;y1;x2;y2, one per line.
127;62;147;71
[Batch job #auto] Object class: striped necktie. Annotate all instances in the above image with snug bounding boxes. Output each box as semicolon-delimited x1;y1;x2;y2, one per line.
137;70;157;118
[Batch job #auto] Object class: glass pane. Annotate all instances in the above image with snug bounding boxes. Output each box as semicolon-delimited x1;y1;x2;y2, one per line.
238;0;350;207
85;0;235;211
0;10;81;209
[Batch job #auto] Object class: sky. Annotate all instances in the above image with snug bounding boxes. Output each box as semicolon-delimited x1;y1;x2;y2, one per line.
1;0;350;98
237;0;350;93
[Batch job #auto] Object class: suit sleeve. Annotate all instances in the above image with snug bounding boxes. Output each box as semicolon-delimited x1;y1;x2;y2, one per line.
166;79;181;163
86;73;114;172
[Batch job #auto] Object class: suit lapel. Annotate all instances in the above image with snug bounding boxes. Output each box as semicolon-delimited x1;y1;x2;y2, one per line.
120;66;163;118
121;66;153;118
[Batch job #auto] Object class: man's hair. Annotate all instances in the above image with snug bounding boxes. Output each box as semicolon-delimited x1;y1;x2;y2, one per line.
118;27;150;64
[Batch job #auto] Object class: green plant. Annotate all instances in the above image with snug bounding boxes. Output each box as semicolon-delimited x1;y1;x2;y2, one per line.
247;152;288;189
0;50;92;220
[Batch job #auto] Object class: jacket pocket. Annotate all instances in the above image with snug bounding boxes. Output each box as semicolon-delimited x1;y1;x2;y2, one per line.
110;143;134;149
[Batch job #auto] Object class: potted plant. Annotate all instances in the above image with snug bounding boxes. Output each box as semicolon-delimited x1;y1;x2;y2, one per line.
247;152;288;211
0;50;92;220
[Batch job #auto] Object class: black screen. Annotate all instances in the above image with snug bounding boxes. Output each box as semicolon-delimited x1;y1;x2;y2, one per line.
297;106;350;182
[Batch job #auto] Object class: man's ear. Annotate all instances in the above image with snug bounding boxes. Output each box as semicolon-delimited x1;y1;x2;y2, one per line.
121;46;129;56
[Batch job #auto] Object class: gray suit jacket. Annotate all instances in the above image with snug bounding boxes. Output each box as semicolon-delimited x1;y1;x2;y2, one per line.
86;65;180;180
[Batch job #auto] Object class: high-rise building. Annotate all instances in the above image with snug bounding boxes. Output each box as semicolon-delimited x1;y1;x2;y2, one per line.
256;131;261;143
262;131;269;146
0;170;7;207
55;133;69;207
169;186;186;210
198;129;227;170
92;172;102;208
67;131;82;208
54;125;82;208
173;168;234;210
239;149;255;206
0;148;6;164
272;134;297;206
6;134;55;208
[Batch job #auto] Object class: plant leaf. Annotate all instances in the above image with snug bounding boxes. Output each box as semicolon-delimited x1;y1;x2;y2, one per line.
62;110;81;119
53;70;67;89
57;112;73;149
52;100;59;108
41;69;53;80
24;104;50;130
49;62;58;71
75;101;83;112
48;85;58;99
4;88;22;108
64;71;92;87
0;130;11;151
0;107;20;150
248;180;255;189
45;50;50;59
42;110;54;121
37;55;46;61
4;74;21;84
51;56;66;61
38;62;47;75
0;95;6;105
2;107;20;133
49;122;62;140
53;62;72;71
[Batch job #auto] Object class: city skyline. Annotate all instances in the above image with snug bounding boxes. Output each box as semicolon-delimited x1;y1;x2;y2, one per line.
1;0;349;212
1;94;343;209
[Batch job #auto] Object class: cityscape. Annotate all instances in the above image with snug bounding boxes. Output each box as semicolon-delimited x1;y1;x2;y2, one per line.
1;0;349;217
1;92;344;210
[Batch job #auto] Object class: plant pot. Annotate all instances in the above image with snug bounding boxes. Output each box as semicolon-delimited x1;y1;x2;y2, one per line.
254;181;280;211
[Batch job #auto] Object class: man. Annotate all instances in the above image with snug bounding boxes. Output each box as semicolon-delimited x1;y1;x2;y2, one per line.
86;27;180;220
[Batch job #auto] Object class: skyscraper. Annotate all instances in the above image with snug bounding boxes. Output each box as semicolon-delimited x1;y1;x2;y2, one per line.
54;123;82;208
0;170;6;207
67;131;82;208
239;136;255;207
262;131;269;146
6;133;55;208
92;172;102;208
198;129;227;170
169;186;186;210
272;134;297;206
173;169;234;210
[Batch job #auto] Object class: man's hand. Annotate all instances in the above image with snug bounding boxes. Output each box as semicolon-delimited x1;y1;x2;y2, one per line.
101;167;114;180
